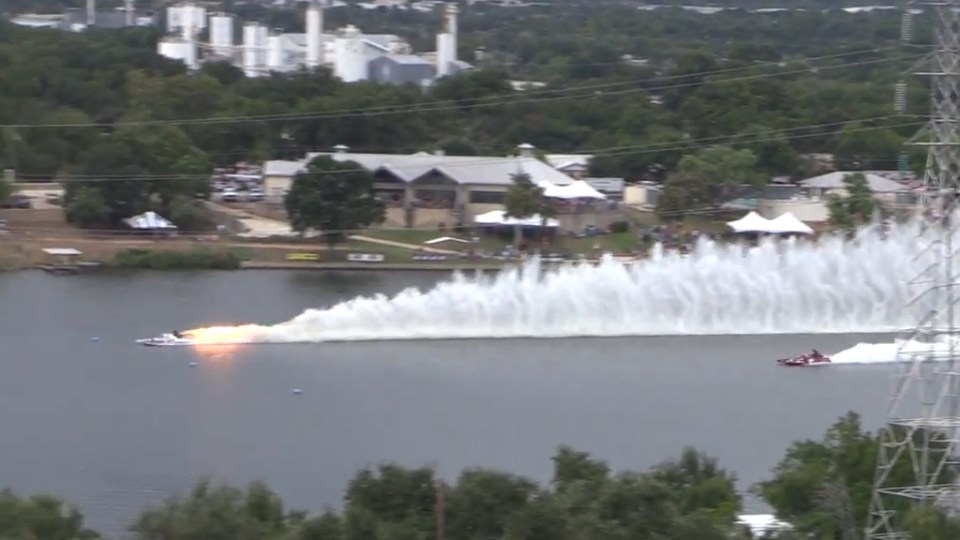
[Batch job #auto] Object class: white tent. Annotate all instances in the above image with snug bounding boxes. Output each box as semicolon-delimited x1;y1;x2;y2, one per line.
537;180;569;199
726;211;773;233
124;211;177;230
473;210;559;227
552;180;606;200
767;212;814;235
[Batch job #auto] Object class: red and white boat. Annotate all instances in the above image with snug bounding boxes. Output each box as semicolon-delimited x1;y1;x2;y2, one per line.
776;352;832;367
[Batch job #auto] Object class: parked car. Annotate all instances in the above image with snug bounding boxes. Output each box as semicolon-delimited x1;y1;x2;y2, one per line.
247;189;264;202
221;189;239;202
0;194;31;209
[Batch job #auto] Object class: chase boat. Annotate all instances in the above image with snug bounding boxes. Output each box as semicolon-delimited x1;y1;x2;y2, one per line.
136;331;193;347
776;351;832;367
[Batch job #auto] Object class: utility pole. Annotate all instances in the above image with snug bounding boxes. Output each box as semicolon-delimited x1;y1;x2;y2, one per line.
867;1;960;538
435;479;446;540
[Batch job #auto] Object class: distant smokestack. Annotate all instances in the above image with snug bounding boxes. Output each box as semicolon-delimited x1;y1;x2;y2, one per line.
435;3;458;77
306;0;324;68
444;2;458;35
124;0;134;26
86;0;95;26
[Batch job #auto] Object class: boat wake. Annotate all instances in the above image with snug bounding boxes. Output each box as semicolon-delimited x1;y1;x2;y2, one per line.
830;336;960;365
177;216;957;343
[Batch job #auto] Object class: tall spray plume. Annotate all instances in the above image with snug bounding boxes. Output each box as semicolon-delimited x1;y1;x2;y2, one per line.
189;216;957;344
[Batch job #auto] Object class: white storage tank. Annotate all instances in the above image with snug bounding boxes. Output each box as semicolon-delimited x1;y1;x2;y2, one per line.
158;37;196;69
165;5;183;33
188;4;207;32
209;13;234;57
242;22;261;77
436;33;455;77
267;34;284;70
334;25;367;82
167;3;207;38
256;24;269;67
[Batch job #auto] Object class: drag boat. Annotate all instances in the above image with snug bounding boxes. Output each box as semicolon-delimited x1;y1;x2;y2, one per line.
136;331;193;347
776;351;832;367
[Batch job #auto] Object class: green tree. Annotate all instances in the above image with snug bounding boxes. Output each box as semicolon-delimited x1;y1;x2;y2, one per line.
731;125;800;176
827;172;877;230
64;185;111;228
503;171;548;248
62;125;211;229
446;469;538;540
130;480;291;540
284;156;385;247
657;145;761;215
0;489;100;540
833;124;904;170
168;195;214;231
758;411;958;539
0;173;11;203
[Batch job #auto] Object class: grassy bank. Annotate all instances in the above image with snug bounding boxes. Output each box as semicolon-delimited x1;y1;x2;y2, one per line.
0;241;252;271
112;248;246;270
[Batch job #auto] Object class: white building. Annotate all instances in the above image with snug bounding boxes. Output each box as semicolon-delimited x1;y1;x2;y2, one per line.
259;144;620;230
156;1;470;83
11;0;150;31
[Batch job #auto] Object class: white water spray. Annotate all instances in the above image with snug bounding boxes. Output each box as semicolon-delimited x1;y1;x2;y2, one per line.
830;335;960;365
232;216;957;343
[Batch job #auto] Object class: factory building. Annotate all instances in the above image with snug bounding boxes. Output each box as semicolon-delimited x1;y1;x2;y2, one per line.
369;55;436;86
157;1;470;83
10;0;153;31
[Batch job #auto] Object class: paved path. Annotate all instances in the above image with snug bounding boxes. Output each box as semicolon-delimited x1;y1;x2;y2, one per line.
205;202;458;253
348;235;459;254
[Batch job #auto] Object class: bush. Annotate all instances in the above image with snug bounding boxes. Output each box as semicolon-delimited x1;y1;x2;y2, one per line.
610;220;630;234
112;248;241;270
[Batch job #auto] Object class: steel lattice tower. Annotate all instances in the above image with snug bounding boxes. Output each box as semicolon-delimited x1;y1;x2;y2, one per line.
867;2;960;538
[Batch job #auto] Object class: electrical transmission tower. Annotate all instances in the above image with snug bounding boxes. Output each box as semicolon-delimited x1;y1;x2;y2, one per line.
867;1;960;538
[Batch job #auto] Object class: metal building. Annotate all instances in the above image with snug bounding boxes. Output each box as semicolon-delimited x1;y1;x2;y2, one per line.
368;54;436;86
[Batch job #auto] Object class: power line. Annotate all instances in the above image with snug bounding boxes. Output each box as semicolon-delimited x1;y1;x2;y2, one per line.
18;114;923;182
0;50;911;129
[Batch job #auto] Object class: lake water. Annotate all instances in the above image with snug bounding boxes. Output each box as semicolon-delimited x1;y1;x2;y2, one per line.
0;270;895;537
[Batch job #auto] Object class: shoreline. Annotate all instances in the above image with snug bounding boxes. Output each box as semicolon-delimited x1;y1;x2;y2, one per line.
239;260;511;271
1;258;626;274
0;232;642;273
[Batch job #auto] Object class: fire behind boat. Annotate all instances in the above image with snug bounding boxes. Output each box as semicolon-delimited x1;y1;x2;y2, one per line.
136;331;193;347
776;350;832;367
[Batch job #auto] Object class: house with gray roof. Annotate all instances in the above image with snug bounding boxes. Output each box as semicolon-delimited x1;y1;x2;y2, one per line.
798;171;909;193
262;143;578;228
758;171;915;223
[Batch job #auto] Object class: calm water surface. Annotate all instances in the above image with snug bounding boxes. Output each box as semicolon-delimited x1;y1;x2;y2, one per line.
0;270;894;537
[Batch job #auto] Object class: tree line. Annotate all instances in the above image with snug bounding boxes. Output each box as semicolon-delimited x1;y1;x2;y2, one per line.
4;412;959;539
0;6;925;227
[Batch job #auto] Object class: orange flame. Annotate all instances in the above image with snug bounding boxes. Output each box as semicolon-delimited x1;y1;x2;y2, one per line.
182;324;266;361
183;325;264;345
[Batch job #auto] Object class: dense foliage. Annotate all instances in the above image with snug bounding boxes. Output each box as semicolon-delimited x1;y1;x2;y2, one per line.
5;412;960;540
284;156;386;245
0;5;932;225
503;172;556;245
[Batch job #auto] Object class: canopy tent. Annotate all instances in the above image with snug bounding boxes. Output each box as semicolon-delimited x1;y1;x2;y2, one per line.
553;180;606;200
766;212;814;235
538;180;606;200
537;180;569;199
474;209;560;228
726;211;773;233
124;211;177;230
